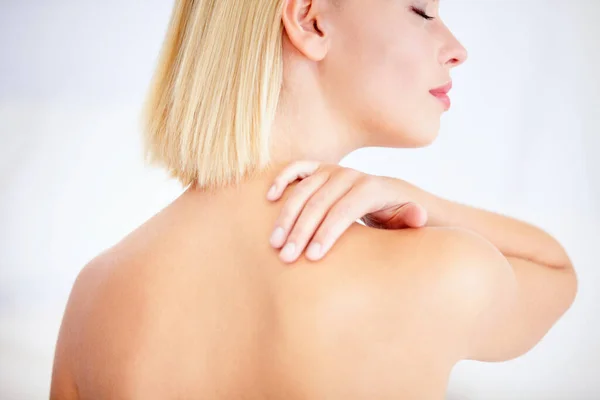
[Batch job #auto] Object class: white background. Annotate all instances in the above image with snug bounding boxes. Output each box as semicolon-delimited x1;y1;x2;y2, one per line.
1;1;598;399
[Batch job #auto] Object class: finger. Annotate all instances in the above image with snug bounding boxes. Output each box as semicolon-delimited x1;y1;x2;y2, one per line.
270;172;330;249
403;203;428;227
279;171;360;263
392;202;428;228
266;160;322;201
362;202;428;229
304;183;380;261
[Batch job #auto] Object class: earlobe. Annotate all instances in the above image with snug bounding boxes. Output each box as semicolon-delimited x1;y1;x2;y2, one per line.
282;0;330;61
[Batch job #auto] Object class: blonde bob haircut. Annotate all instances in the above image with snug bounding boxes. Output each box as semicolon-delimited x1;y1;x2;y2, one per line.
140;0;286;191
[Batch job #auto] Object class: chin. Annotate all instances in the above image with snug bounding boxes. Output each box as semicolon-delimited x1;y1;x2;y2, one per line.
418;132;439;147
368;118;440;148
376;134;437;150
399;128;440;148
413;120;442;147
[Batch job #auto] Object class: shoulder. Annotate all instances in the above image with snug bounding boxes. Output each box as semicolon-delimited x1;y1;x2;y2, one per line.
306;224;516;361
316;223;514;298
50;245;165;399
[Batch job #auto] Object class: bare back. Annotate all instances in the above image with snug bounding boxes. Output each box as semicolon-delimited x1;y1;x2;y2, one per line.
51;183;483;400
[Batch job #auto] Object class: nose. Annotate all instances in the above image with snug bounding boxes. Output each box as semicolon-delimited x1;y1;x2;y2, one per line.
439;27;468;68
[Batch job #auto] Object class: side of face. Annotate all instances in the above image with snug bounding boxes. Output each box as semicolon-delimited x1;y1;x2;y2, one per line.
317;0;468;148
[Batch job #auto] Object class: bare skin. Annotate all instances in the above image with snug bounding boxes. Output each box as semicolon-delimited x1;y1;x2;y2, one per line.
51;170;517;400
50;0;577;398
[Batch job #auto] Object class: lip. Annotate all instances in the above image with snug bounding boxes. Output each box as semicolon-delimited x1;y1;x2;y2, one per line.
430;81;452;95
430;81;452;110
432;93;451;110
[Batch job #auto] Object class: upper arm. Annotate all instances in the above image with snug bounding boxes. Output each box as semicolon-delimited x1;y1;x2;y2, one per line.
381;227;520;362
462;235;578;361
50;254;134;400
422;227;578;362
370;225;576;363
50;263;100;400
50;328;79;400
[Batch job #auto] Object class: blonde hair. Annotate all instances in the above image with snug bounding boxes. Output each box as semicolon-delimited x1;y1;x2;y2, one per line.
140;0;285;191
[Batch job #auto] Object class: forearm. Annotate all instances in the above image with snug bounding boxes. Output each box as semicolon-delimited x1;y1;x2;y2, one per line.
399;179;573;270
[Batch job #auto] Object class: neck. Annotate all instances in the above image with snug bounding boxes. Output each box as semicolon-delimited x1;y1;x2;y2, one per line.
185;72;364;198
267;70;365;165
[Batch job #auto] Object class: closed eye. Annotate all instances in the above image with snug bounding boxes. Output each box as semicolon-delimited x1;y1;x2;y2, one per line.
411;6;435;20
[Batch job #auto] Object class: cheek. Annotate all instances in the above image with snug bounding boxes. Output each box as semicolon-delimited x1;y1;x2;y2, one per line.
375;33;429;102
361;39;430;118
323;19;437;143
358;43;441;146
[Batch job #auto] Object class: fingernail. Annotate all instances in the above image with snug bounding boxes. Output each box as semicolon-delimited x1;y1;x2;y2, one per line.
267;184;277;199
280;242;296;260
270;226;286;247
306;242;322;260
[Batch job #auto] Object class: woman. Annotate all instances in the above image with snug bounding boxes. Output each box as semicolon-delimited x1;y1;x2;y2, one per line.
50;0;578;399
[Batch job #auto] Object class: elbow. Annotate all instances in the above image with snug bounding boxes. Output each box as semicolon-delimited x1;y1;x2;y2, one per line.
511;263;579;362
560;263;578;315
553;247;578;315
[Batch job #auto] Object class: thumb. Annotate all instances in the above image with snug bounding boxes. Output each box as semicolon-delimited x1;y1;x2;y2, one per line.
397;202;428;228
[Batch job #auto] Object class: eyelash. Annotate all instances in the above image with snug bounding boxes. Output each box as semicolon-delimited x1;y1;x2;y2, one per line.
411;6;435;20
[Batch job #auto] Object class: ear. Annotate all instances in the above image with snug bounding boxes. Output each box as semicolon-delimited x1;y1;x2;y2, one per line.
282;0;333;61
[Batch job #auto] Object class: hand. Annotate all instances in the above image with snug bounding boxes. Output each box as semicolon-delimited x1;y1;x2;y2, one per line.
266;160;428;263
